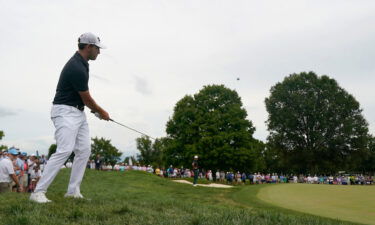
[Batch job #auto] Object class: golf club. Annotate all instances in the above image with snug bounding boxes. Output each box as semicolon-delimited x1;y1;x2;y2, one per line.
91;111;156;140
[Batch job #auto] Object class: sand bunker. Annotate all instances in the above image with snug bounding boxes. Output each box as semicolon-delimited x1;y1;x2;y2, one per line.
173;180;233;188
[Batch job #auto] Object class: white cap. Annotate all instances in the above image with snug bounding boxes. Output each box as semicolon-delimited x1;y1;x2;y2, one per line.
78;32;106;49
194;155;198;159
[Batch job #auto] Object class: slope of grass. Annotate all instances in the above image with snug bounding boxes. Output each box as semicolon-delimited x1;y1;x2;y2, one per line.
256;184;375;225
0;170;360;225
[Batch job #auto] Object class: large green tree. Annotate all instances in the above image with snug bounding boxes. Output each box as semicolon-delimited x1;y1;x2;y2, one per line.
265;72;369;174
166;84;263;172
91;137;122;166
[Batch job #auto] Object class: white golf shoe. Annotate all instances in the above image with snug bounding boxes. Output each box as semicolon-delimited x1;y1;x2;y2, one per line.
64;192;84;199
30;192;52;203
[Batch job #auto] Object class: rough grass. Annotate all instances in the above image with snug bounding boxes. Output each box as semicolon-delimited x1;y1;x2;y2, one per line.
0;170;361;225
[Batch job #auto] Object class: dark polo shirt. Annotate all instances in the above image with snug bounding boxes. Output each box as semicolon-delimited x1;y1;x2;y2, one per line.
53;52;89;109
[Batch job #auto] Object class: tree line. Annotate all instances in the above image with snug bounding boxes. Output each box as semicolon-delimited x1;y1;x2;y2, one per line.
136;72;375;174
2;71;374;174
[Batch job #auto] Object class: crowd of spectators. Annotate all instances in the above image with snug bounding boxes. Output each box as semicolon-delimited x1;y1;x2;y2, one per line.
1;149;373;195
0;148;47;193
155;168;374;186
78;159;374;186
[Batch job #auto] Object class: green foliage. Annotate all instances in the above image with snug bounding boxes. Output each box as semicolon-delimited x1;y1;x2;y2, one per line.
361;135;375;172
136;136;153;165
0;130;7;151
91;137;122;166
166;84;264;172
0;145;7;151
136;136;168;167
47;144;57;159
47;143;75;162
265;72;370;174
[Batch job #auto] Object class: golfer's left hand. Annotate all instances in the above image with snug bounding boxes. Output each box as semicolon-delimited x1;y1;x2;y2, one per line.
99;110;110;121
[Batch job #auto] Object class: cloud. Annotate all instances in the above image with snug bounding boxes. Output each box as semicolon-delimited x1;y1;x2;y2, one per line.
91;73;111;83
0;106;17;117
3;135;55;155
134;76;152;95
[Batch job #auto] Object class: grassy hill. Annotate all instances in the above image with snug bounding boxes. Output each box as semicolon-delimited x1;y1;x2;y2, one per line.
0;170;360;225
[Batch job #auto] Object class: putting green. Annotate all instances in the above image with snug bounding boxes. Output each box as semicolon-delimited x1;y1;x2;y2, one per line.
257;184;375;225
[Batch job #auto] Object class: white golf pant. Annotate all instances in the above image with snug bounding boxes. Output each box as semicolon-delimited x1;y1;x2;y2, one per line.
35;105;91;195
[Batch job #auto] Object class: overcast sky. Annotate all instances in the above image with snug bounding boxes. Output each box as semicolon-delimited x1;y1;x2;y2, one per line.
1;0;374;157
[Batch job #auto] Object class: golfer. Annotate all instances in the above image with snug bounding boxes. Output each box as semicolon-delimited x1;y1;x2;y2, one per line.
30;32;110;203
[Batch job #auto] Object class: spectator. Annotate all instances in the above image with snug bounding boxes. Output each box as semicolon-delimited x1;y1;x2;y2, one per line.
0;149;21;193
113;164;120;171
30;166;42;192
119;163;126;172
20;153;29;192
147;165;154;173
95;154;102;170
215;171;220;182
241;172;247;184
192;155;199;186
39;155;47;172
207;170;213;181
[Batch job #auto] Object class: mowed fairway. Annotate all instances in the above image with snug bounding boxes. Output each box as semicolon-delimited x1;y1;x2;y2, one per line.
257;184;375;225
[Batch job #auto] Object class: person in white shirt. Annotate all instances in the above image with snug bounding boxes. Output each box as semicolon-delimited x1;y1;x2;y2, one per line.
146;165;154;173
215;171;220;182
0;149;21;193
107;164;113;171
30;166;42;192
313;175;318;184
90;160;95;170
207;170;213;181
113;164;120;171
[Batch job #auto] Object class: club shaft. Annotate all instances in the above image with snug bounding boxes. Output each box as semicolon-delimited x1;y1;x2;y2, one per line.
110;119;155;140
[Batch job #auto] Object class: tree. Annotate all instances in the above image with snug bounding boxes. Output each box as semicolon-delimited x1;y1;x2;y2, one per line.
136;136;153;165
166;84;262;172
265;72;370;174
361;136;375;173
0;130;7;151
91;137;122;166
136;136;168;167
47;143;75;162
47;144;57;159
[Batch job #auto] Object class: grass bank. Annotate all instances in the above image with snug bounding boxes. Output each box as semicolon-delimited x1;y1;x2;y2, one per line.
0;170;360;225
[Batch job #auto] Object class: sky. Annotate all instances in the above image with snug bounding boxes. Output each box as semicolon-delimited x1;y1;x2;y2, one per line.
1;0;375;157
